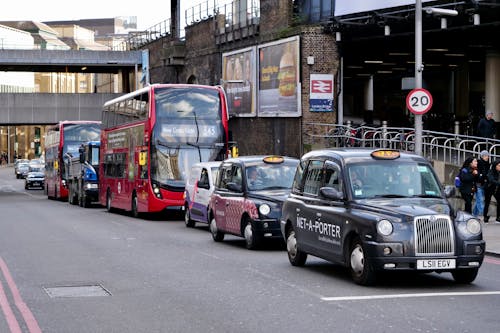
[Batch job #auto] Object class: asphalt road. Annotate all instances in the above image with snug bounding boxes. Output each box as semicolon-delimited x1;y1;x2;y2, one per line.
1;166;500;333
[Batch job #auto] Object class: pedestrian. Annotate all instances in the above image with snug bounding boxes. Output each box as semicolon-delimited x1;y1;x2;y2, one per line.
487;160;500;223
474;150;490;218
458;156;479;214
477;110;496;139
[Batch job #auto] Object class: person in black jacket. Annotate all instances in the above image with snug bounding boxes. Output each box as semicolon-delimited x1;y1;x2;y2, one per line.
459;157;478;214
475;150;490;219
487;160;500;222
477;111;496;139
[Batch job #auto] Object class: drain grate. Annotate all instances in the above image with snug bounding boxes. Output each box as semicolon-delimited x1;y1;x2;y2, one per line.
44;284;111;298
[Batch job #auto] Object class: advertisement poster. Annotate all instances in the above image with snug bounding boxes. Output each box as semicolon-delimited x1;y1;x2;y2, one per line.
258;36;301;117
222;47;257;117
309;73;334;112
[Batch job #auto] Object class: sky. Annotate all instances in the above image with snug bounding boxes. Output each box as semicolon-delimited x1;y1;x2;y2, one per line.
0;0;215;31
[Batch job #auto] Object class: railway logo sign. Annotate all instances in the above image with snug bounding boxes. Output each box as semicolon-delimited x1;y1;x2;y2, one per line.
310;74;334;112
406;88;433;115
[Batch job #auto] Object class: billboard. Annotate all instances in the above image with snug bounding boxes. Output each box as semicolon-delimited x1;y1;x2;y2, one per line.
258;36;301;117
222;47;257;117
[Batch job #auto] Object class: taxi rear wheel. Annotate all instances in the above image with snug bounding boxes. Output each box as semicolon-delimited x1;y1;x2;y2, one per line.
244;219;260;250
210;217;224;242
451;268;479;284
286;229;307;266
349;237;376;286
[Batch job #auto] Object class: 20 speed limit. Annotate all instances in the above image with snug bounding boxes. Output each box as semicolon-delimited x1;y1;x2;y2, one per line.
406;88;433;115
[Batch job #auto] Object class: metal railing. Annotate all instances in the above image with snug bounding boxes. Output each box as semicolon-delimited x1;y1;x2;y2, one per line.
186;0;260;32
306;121;500;167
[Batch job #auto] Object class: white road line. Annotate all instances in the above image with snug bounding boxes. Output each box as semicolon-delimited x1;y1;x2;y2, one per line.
321;291;500;302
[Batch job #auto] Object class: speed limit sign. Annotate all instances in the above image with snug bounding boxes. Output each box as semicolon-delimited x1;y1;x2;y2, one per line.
406;88;433;115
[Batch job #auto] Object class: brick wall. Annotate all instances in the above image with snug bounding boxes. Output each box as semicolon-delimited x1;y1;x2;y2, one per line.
145;0;339;157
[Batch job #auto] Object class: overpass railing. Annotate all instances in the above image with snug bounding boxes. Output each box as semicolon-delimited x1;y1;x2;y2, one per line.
306;121;500;167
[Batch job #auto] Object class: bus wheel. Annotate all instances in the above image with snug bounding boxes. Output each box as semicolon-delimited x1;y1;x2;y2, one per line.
131;194;140;218
106;190;113;212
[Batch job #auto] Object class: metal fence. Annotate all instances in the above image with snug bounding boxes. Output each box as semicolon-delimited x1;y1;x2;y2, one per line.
307;121;500;167
185;0;260;31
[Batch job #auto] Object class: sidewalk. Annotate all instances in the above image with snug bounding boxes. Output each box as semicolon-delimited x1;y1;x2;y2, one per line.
483;222;500;257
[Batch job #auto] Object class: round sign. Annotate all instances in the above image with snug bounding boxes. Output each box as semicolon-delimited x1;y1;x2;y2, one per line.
406;88;433;115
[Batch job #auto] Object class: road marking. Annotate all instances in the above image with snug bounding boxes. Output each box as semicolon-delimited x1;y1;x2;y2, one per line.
0;280;22;333
485;257;500;265
0;257;42;333
321;291;500;302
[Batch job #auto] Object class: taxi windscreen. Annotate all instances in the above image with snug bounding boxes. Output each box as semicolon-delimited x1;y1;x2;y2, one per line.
348;161;442;199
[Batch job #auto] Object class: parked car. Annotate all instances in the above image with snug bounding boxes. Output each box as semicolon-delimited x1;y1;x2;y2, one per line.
25;171;45;190
208;155;299;249
184;161;221;227
280;148;485;285
16;163;30;179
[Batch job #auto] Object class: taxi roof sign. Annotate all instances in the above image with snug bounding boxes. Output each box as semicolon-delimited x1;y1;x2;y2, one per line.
371;150;400;160
263;156;285;164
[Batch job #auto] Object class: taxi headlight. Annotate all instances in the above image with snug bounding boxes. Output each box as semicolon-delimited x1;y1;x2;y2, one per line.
377;219;393;236
259;204;271;216
466;218;481;235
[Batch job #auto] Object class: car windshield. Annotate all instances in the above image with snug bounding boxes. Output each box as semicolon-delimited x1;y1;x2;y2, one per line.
246;162;298;191
348;161;442;199
28;173;44;178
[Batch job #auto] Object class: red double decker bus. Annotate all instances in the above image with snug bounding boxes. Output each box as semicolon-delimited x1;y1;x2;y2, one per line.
99;84;229;217
44;120;101;200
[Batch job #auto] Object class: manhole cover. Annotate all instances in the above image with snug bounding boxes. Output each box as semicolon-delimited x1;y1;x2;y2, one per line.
44;284;111;298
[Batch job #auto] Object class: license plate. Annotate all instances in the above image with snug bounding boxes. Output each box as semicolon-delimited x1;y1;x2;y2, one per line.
32;182;40;186
417;259;456;270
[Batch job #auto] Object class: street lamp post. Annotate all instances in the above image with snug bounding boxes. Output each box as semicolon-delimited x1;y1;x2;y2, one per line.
414;0;424;156
414;1;458;155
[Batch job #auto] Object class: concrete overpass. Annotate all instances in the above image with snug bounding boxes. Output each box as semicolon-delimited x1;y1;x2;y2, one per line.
0;49;143;124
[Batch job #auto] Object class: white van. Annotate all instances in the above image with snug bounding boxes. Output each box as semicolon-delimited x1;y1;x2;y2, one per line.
184;161;221;227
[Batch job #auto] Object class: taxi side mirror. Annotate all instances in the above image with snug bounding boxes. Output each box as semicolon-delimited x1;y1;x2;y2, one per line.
198;180;210;190
320;187;344;201
444;185;456;198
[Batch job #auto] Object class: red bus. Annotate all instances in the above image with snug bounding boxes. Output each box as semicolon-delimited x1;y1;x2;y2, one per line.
99;84;229;217
44;120;101;200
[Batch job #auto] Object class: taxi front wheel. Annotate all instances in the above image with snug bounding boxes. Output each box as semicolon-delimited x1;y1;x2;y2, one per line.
286;230;307;266
349;237;376;286
451;268;479;284
184;206;195;228
244;219;261;250
210;217;224;242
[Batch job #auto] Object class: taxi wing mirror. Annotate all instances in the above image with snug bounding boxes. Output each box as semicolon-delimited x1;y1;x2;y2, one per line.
227;182;242;193
444;185;456;198
320;187;344;201
197;180;210;190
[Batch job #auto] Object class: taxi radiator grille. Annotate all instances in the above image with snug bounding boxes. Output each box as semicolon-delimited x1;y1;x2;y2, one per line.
414;216;454;255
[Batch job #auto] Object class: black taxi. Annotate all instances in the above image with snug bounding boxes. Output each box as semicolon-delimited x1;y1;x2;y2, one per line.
208;155;299;249
280;149;485;285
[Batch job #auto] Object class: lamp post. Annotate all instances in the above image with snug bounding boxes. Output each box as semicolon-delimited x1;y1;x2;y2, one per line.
414;0;424;155
414;1;458;156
